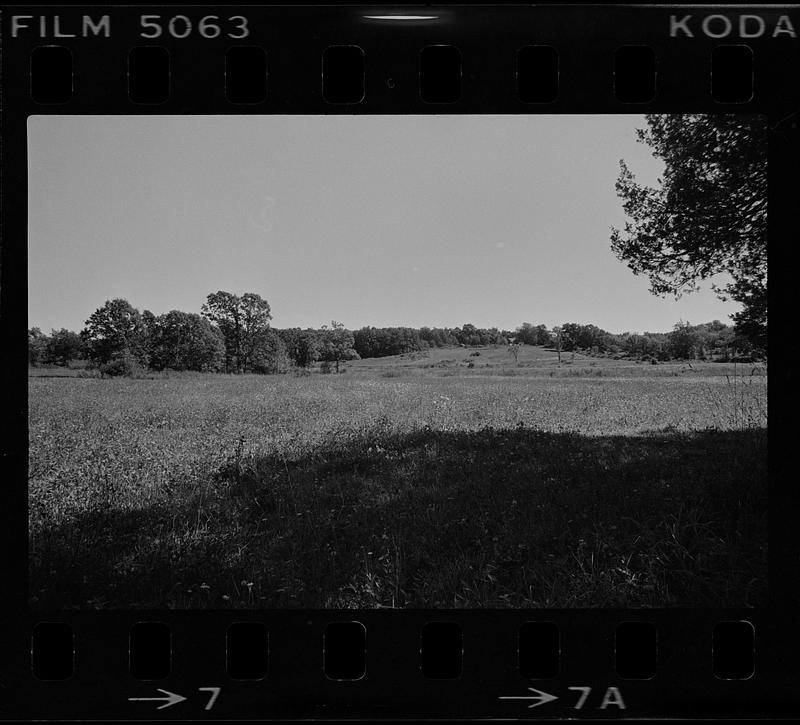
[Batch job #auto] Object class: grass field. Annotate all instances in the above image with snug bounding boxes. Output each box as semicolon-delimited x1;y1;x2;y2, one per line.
28;346;768;609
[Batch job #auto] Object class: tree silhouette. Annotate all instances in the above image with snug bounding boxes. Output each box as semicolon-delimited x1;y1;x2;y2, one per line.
202;291;272;373
611;114;767;351
81;298;147;365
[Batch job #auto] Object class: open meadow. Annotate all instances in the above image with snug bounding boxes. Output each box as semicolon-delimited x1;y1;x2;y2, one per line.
28;346;768;609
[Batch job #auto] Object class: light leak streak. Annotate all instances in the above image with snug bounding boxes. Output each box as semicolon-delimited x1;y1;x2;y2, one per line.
363;15;439;21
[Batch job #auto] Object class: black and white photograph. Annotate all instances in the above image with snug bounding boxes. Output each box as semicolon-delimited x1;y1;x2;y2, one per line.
27;113;767;610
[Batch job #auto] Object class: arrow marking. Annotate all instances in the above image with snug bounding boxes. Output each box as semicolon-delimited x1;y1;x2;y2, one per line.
499;686;559;708
128;689;187;710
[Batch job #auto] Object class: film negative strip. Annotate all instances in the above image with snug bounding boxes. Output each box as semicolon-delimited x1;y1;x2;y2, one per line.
1;1;797;720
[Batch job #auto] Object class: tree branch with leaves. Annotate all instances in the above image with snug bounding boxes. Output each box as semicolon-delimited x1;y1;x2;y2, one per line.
611;114;767;352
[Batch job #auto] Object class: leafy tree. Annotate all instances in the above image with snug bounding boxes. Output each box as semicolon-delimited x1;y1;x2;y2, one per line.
709;323;736;360
276;328;323;368
611;114;767;351
419;327;457;348
533;324;552;346
148;310;226;372
516;323;537;346
275;328;302;366
249;329;289;374
553;323;613;353
239;292;274;372
201;291;273;373
725;276;767;353
45;328;84;366
516;323;552;346
553;325;563;363
693;319;730;360
319;321;360;372
353;327;380;358
81;298;148;365
353;326;423;358
141;309;158;362
560;324;581;352
391;327;422;354
201;291;243;372
457;323;480;346
28;327;48;366
668;320;700;360
295;330;321;368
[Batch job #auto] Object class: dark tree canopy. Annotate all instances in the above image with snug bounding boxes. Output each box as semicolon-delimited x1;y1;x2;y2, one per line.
294;331;321;368
28;327;47;366
81;298;148;365
201;291;273;373
515;323;552;347
249;329;288;374
319;321;359;373
611;114;767;351
147;310;226;372
46;328;85;366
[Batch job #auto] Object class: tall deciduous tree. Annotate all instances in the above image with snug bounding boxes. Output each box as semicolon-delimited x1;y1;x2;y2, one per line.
295;330;321;368
81;298;148;365
45;328;84;366
515;323;552;347
148;310;225;372
319;321;359;373
611;114;767;352
28;327;47;366
668;320;700;360
201;291;273;373
239;292;274;372
201;291;242;372
249;329;288;374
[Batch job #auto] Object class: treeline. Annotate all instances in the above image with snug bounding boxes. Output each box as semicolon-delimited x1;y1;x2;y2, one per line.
28;292;763;375
28;292;361;376
353;324;511;358
547;320;759;362
350;320;758;362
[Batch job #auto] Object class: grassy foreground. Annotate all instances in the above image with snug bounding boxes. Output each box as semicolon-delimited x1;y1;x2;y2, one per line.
28;355;767;609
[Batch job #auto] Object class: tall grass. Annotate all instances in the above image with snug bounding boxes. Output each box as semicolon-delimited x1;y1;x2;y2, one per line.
28;371;767;609
704;361;768;431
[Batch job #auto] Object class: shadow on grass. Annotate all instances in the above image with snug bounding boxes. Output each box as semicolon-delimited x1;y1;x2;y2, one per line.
30;425;767;609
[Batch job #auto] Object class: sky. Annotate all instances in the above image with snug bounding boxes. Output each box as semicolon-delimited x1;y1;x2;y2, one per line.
28;114;741;335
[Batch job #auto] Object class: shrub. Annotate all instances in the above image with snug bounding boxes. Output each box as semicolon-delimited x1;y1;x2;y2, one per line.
100;358;131;377
99;354;146;378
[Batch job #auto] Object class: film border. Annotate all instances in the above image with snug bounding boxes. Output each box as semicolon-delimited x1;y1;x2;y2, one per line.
1;3;797;719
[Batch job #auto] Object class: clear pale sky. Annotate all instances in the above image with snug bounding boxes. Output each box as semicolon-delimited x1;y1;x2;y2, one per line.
28;114;740;335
